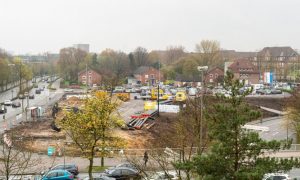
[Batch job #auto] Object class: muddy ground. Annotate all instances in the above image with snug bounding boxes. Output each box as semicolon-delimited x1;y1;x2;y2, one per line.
9;96;288;154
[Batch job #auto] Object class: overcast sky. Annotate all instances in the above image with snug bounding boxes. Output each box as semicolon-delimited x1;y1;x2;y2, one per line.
0;0;299;54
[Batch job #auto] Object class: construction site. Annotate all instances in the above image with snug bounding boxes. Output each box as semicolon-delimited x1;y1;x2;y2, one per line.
6;92;287;158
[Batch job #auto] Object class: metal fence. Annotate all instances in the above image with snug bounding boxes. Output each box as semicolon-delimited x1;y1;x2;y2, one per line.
280;144;300;152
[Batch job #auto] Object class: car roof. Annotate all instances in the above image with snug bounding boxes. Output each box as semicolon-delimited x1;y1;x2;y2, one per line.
53;164;76;167
112;167;136;171
47;169;69;173
264;173;289;177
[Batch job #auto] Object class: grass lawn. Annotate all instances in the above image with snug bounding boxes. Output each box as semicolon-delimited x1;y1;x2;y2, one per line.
64;81;70;86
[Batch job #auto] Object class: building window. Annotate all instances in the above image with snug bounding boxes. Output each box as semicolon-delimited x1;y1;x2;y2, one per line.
82;81;86;84
82;76;86;80
209;74;213;78
150;74;154;79
145;75;148;78
89;71;92;74
215;74;218;78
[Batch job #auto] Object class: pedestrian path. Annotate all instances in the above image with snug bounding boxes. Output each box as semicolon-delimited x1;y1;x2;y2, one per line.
260;106;286;115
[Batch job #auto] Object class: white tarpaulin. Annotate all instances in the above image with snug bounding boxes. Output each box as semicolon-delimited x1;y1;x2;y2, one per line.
156;104;180;113
16;113;22;120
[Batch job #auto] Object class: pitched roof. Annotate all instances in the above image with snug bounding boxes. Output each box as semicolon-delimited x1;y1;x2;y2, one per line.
220;50;257;60
258;46;298;57
207;67;224;74
228;59;259;74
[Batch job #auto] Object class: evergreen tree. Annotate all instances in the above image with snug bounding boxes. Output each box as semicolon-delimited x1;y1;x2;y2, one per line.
191;71;299;179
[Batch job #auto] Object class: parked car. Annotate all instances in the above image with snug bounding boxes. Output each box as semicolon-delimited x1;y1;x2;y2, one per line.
29;94;35;99
188;87;197;96
50;164;79;176
105;163;138;173
113;86;125;93
12;101;21;108
4;100;12;106
271;88;282;94
0;105;7;114
64;88;74;92
149;171;179;180
104;167;141;179
35;89;41;94
41;169;74;180
83;175;116;180
262;173;290;180
18;94;25;99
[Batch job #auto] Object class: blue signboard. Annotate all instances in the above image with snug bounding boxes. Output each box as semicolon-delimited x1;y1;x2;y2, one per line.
48;146;55;156
270;72;273;84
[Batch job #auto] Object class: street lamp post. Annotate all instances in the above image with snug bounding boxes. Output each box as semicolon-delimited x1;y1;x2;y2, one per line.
197;66;208;153
157;60;160;117
8;64;16;99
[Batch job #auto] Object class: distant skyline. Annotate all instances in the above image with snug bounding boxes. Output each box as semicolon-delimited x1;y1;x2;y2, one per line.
0;0;300;54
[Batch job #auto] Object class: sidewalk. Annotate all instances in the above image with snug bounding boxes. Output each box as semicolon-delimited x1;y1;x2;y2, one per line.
27;154;124;173
0;80;37;103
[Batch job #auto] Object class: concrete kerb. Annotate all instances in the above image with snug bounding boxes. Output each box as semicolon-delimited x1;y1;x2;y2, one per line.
248;116;283;125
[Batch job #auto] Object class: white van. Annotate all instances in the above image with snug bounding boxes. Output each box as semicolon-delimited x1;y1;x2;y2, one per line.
252;84;264;93
188;87;197;96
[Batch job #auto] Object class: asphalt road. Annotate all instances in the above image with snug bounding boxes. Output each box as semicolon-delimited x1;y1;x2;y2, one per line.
0;79;64;133
248;116;296;142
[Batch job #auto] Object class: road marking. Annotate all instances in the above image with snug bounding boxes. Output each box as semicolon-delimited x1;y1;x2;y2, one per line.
272;132;279;136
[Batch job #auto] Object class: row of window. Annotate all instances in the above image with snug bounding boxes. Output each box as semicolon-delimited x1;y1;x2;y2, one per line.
145;74;155;79
82;76;92;80
239;68;253;72
209;74;219;78
240;74;249;78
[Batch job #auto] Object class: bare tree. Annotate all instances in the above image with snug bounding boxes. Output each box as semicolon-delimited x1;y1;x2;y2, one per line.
164;46;186;65
195;40;221;66
133;47;149;67
0;131;40;180
58;48;87;82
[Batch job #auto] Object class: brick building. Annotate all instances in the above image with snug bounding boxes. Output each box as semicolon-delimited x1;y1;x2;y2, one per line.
133;66;163;85
204;67;224;86
254;46;298;80
78;69;102;86
228;59;259;85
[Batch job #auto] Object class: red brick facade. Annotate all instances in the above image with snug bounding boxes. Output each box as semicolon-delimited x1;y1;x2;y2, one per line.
204;67;224;85
78;69;102;86
134;66;163;85
228;59;260;84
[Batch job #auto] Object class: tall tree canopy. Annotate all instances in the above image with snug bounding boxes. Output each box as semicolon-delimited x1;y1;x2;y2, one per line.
189;71;300;179
59;92;125;179
195;40;222;67
58;47;88;82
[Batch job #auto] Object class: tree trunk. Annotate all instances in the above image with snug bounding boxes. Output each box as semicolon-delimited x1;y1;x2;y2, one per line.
101;156;104;167
88;158;94;179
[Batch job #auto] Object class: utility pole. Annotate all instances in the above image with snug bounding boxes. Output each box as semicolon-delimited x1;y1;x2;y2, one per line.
197;66;208;153
157;60;160;117
8;64;15;100
26;95;29;121
86;63;88;94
